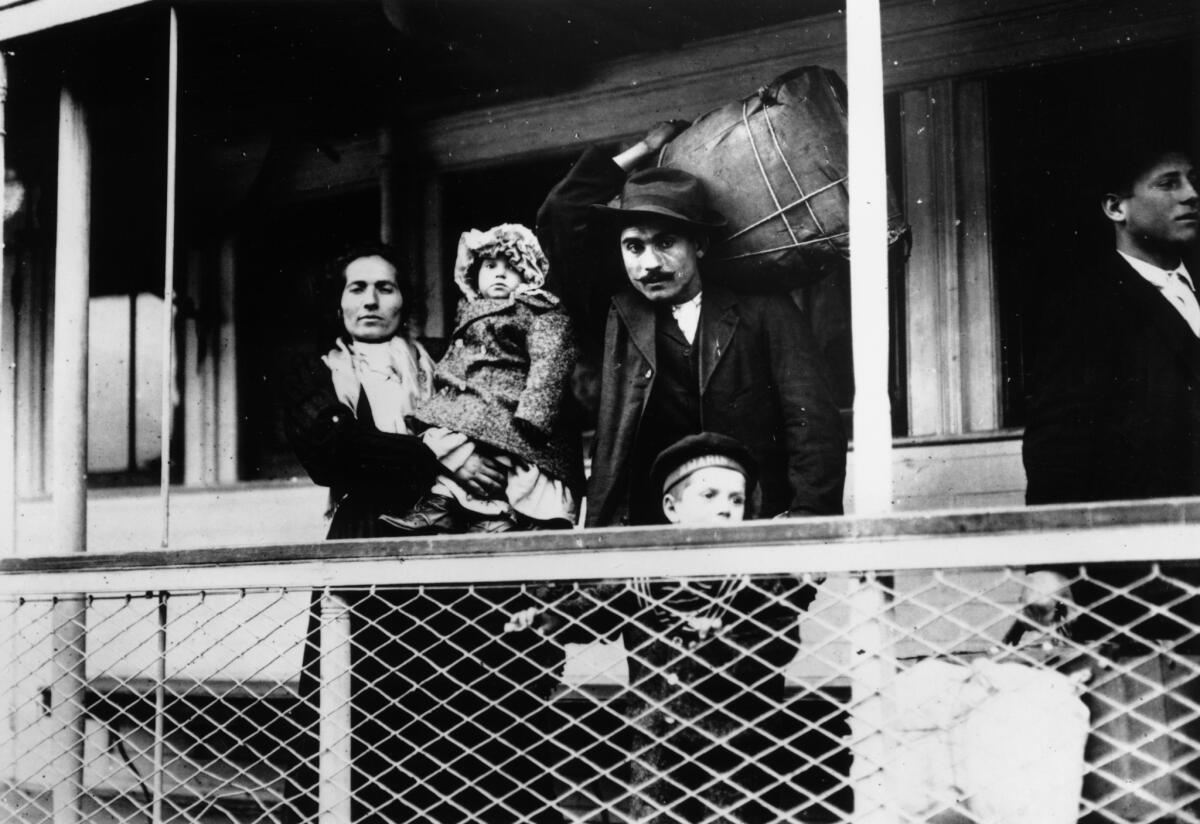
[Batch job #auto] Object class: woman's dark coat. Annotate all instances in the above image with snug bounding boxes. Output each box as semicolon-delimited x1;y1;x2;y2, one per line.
283;351;443;538
283;352;560;823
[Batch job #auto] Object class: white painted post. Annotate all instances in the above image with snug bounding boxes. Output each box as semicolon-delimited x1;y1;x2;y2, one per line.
0;52;14;553
847;0;894;517
153;20;180;822
847;2;897;820
182;250;210;487
49;83;91;824
52;92;90;556
318;592;353;824
2;55;25;818
158;6;179;548
846;572;897;824
49;595;87;824
216;236;238;484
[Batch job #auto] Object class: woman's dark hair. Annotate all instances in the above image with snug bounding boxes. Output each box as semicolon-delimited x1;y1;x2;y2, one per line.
321;242;421;342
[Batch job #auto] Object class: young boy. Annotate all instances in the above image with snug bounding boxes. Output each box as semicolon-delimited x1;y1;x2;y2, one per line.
383;223;583;533
514;433;816;822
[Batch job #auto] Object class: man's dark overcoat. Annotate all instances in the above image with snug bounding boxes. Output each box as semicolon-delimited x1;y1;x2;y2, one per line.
1023;250;1200;646
538;148;846;526
1023;251;1200;505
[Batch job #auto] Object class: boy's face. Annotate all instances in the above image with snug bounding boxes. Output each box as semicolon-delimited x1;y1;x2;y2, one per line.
662;466;746;525
478;256;522;298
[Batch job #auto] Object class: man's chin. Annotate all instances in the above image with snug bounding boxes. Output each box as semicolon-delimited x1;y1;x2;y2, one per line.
637;284;678;302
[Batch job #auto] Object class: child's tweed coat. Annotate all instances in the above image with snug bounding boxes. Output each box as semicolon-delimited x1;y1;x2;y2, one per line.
411;291;584;489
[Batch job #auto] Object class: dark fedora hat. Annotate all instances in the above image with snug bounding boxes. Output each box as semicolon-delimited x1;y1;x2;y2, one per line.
593;167;727;230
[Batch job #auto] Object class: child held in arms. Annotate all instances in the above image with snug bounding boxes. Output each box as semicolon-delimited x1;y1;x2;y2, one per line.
510;432;816;822
383;223;583;534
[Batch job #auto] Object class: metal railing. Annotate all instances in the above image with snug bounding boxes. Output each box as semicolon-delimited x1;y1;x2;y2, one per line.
1;500;1199;823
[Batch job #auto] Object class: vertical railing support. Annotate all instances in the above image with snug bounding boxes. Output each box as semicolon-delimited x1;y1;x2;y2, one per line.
152;592;168;824
846;0;894;516
0;51;14;552
318;591;353;824
0;56;20;812
158;6;180;548
216;237;237;484
847;572;897;824
49;81;91;824
0;56;18;796
49;595;87;824
52;92;90;553
844;7;898;812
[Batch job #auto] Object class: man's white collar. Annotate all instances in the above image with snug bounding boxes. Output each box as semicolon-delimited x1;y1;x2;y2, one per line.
1119;250;1194;291
670;291;703;344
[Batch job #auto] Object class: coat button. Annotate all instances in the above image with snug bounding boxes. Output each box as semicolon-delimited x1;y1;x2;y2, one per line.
644;369;653;379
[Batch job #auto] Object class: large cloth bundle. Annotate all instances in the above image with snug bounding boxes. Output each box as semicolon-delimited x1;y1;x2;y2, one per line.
880;658;1089;824
659;66;907;291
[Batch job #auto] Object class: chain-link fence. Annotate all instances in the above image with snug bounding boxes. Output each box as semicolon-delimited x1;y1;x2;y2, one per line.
1;531;1198;823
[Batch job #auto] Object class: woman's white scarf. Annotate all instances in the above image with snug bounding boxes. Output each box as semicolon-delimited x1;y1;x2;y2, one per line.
322;336;435;434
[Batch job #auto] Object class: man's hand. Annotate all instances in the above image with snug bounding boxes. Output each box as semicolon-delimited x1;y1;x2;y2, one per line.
452;452;505;498
504;607;542;633
503;606;562;635
642;120;690;153
1019;571;1078;629
684;615;723;640
613;120;692;171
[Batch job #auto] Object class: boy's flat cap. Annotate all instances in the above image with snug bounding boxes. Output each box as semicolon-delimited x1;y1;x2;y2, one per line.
651;432;758;499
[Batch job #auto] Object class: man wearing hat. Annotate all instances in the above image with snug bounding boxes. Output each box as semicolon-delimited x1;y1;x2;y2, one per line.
537;122;846;527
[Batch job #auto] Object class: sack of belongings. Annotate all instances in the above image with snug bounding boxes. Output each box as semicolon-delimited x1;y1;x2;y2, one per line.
878;658;1089;824
658;65;908;292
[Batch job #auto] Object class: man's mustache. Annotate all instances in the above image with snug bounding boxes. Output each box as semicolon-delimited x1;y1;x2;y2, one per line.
638;271;675;284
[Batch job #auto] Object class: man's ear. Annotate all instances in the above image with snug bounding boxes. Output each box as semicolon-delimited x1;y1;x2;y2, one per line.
693;233;710;259
662;493;681;524
1101;192;1127;224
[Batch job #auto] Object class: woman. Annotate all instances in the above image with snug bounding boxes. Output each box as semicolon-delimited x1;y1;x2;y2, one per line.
284;244;559;823
284;244;503;538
